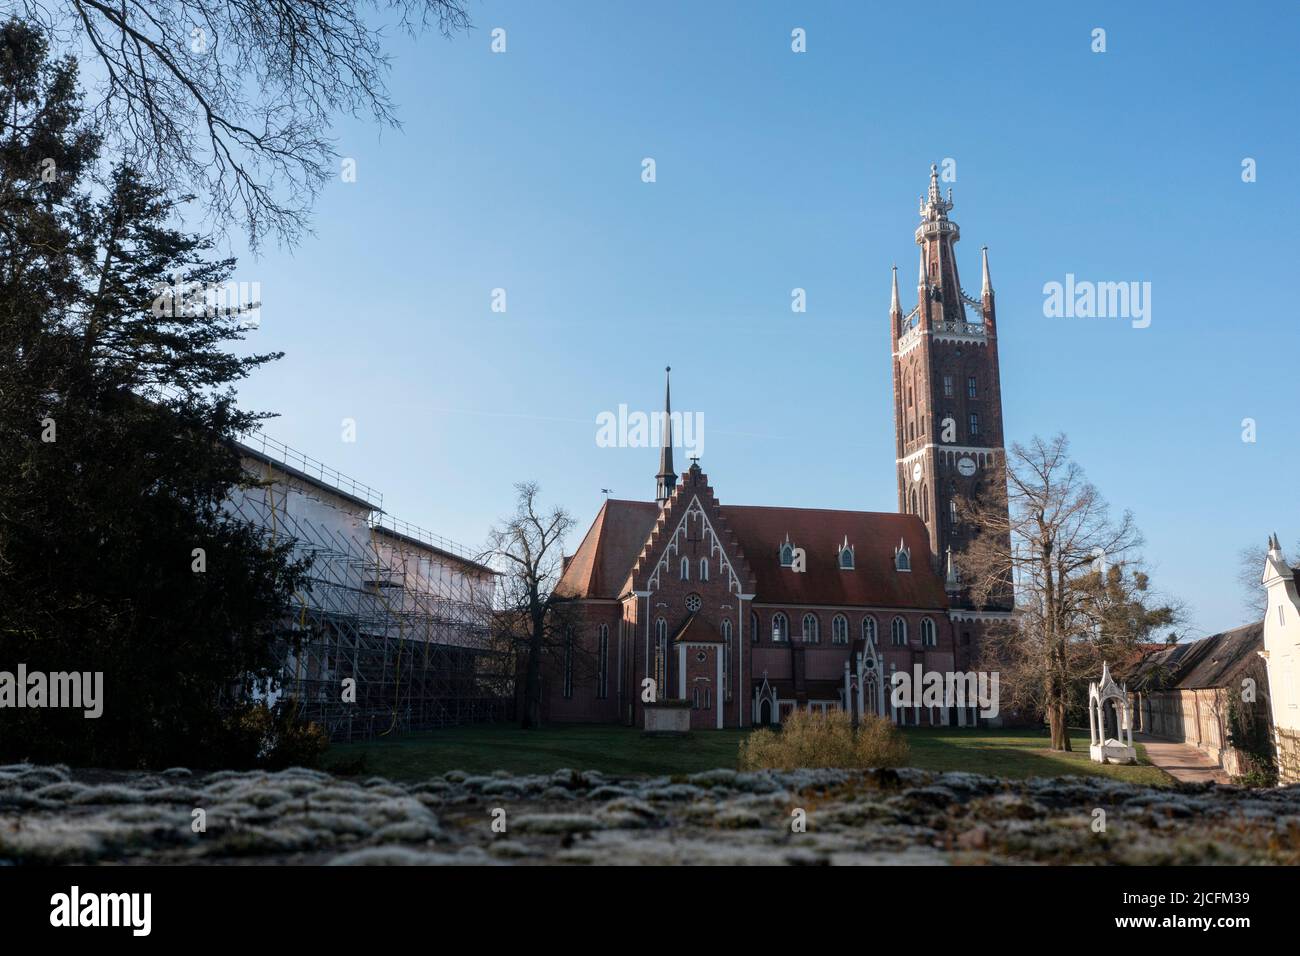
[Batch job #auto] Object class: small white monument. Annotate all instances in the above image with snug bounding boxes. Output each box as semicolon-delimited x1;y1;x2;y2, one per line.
1088;662;1136;764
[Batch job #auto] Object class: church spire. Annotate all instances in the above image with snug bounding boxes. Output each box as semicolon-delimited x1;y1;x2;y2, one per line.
655;366;676;505
981;245;993;297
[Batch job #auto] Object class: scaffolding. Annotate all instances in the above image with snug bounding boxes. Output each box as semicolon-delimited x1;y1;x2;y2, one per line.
226;453;513;742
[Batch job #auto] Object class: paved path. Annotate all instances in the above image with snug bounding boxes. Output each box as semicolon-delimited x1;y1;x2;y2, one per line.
1134;733;1231;784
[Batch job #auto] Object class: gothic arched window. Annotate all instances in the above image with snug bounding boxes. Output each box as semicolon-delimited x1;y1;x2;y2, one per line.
802;613;819;643
780;544;794;567
654;618;668;692
562;627;574;699
772;612;789;643
751;611;760;645
700;558;709;582
721;619;732;701
891;616;908;646
597;624;609;699
680;557;689;581
920;617;936;648
862;616;878;644
831;614;849;645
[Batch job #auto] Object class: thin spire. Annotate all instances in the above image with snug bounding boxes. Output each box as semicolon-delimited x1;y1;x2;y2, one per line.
917;245;926;287
655;366;676;505
890;263;900;314
981;245;992;296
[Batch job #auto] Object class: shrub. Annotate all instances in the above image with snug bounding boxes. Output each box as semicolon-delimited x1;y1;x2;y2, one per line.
208;702;330;770
738;709;908;771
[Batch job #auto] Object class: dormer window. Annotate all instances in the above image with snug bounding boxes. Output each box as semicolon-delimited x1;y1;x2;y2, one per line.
779;534;795;567
895;539;911;572
838;536;855;570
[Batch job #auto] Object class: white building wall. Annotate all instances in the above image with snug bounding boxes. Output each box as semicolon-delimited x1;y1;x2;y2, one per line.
1262;539;1300;784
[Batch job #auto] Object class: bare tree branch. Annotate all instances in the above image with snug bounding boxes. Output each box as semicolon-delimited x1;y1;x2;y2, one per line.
16;0;472;249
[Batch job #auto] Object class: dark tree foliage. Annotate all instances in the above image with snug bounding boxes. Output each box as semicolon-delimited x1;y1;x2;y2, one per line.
0;19;310;768
14;0;473;248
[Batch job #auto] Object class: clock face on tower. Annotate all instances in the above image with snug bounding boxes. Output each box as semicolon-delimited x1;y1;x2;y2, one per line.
957;457;977;477
911;462;923;482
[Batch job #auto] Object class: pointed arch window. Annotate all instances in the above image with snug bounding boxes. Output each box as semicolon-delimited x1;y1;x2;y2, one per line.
680;557;689;581
779;543;794;567
562;627;574;699
862;616;878;644
751;610;760;645
772;612;789;643
700;558;709;582
831;614;849;645
891;616;908;646
654;618;668;692
920;617;936;648
967;375;978;399
895;543;911;571
597;624;609;698
802;613;819;643
969;413;980;438
721;619;733;701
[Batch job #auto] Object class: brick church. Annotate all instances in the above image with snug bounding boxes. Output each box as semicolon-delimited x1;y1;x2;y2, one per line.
546;166;1014;729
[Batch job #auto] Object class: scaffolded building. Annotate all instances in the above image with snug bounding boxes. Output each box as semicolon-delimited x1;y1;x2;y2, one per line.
225;434;511;741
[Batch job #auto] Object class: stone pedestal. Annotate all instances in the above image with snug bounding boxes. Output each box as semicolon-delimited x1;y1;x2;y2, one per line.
1089;738;1137;765
644;701;691;735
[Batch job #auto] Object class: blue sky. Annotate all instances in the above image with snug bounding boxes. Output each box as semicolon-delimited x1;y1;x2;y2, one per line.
221;0;1299;637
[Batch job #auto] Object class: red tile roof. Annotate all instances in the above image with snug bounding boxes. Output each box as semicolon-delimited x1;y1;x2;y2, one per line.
672;613;725;644
556;499;660;599
557;492;948;612
723;505;948;609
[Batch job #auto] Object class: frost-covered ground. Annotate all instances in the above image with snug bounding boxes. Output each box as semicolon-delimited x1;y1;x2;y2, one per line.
3;762;1300;865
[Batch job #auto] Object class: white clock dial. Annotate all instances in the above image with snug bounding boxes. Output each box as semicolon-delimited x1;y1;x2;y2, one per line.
911;462;923;482
957;457;976;477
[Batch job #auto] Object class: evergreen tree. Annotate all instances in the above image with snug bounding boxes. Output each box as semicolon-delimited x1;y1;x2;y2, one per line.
0;19;310;768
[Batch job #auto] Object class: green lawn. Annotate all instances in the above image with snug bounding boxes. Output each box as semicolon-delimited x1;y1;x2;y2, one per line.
904;727;1171;786
323;722;1172;786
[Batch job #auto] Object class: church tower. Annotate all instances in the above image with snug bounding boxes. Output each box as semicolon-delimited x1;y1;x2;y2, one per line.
892;165;1012;614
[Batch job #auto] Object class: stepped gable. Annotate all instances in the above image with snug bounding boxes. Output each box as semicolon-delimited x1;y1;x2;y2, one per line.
625;464;757;597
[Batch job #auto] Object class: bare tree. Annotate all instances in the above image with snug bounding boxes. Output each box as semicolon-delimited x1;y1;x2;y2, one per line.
1238;540;1295;622
482;481;579;730
17;0;472;248
958;434;1180;751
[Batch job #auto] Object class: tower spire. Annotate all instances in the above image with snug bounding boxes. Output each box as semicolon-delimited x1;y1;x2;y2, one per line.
890;263;901;315
981;245;992;297
655;366;676;505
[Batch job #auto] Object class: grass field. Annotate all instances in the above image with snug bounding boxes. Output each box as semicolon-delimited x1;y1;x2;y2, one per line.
323;723;1172;786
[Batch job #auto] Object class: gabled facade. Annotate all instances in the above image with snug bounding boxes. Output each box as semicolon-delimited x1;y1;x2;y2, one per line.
549;456;964;729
